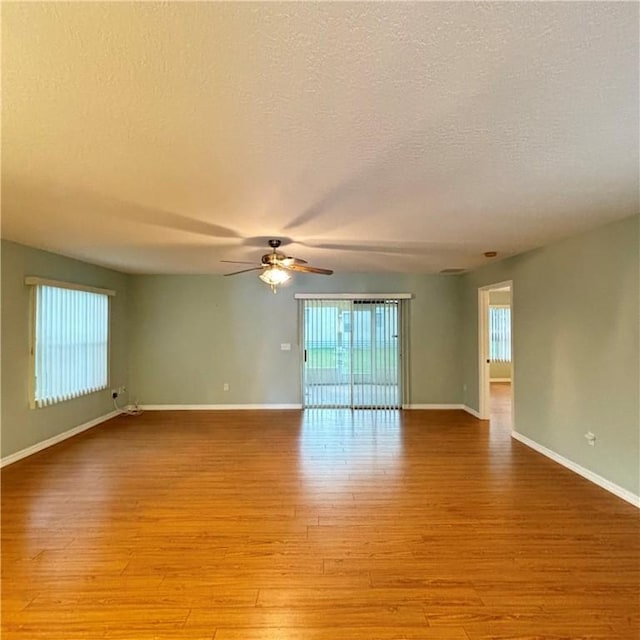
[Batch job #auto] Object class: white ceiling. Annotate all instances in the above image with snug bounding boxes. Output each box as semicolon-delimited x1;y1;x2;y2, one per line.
2;2;638;274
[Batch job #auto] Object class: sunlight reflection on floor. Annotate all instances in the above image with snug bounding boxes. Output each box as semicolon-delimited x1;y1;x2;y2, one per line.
298;409;403;495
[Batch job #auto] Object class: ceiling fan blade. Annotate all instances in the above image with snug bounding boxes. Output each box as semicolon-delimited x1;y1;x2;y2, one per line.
224;267;263;276
284;263;333;275
221;260;257;265
281;256;308;266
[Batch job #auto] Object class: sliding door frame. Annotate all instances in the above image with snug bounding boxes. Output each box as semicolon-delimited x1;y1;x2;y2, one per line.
295;293;412;409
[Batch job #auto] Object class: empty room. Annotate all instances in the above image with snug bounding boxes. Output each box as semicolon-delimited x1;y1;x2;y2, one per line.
1;2;639;639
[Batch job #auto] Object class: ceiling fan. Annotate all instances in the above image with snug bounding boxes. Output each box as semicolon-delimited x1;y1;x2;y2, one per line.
222;239;333;292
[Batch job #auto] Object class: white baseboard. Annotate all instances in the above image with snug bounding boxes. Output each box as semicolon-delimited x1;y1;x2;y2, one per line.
511;431;640;508
1;410;121;468
403;403;464;410
490;378;512;382
463;405;484;419
140;403;303;410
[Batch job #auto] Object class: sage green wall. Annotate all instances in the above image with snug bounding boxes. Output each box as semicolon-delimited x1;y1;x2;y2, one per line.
490;361;511;380
128;272;462;406
1;240;130;458
461;215;640;495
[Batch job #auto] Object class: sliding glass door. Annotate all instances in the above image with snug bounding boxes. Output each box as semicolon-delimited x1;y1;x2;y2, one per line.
302;299;401;409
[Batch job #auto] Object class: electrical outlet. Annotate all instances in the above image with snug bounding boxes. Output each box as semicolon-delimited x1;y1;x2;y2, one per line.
118;386;126;394
111;389;118;399
223;383;230;391
585;432;596;446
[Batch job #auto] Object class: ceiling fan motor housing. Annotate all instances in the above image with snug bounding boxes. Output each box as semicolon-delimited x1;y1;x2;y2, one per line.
263;240;285;265
224;238;332;280
262;252;286;266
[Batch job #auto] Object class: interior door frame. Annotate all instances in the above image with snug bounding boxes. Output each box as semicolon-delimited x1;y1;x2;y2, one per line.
478;280;513;421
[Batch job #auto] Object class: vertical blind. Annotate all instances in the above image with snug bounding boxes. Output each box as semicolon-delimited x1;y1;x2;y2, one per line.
301;298;402;409
33;284;110;407
489;305;511;363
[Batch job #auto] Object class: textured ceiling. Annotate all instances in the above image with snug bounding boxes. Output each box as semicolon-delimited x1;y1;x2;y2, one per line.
2;2;638;274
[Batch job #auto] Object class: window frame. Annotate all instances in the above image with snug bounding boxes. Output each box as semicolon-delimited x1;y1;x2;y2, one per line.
26;277;115;409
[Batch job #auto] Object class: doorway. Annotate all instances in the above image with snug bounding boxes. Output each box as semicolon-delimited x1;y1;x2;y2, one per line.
478;281;513;427
301;298;402;409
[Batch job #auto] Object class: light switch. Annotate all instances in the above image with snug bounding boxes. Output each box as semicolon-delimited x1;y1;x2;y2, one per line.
280;343;291;351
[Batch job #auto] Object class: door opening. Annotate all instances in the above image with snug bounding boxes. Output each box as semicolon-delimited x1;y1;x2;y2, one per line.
478;281;513;427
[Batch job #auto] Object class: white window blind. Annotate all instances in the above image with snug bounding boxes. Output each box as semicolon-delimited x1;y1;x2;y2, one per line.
489;306;511;363
30;281;111;407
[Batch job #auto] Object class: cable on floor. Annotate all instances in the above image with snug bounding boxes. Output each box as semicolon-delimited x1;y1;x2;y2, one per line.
113;396;144;416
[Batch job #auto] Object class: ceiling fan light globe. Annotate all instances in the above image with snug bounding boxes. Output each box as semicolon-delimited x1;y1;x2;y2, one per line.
259;266;291;286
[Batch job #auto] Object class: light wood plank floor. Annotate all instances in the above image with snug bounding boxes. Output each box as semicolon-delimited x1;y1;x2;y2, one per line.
2;387;638;639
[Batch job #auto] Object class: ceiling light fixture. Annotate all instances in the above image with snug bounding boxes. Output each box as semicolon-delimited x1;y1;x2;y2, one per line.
223;239;333;292
258;265;291;292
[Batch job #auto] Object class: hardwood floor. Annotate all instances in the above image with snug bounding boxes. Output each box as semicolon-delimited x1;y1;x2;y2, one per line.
2;395;638;639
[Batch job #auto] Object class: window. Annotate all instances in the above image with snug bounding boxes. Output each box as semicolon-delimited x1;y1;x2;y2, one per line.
27;278;113;408
489;305;511;363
